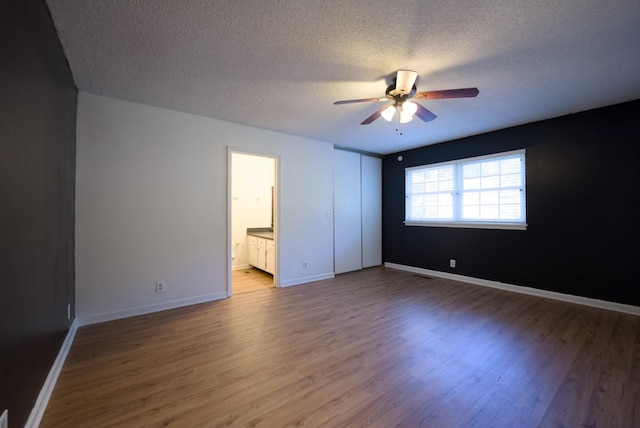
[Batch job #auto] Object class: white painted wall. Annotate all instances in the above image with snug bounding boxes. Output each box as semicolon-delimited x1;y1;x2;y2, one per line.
76;93;335;323
231;153;275;269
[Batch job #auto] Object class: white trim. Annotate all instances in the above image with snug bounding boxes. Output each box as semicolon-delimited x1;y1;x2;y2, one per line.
404;149;526;171
26;319;79;428
76;292;228;326
385;262;640;316
279;272;335;288
404;221;527;230
232;264;252;271
227;147;233;297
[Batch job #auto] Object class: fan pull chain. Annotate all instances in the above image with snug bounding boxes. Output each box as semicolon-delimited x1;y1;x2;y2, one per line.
395;106;403;135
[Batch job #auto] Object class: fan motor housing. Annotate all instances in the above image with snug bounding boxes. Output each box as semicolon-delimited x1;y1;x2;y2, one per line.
386;83;417;101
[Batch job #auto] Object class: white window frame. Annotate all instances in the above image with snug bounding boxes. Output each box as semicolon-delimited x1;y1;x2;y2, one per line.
405;149;527;230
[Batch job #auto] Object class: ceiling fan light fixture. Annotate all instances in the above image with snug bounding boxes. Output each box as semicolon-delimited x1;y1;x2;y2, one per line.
402;101;417;116
397;101;417;123
399;111;414;123
381;104;396;121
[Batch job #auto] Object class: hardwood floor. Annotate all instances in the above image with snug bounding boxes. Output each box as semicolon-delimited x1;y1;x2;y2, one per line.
232;267;274;294
41;267;640;427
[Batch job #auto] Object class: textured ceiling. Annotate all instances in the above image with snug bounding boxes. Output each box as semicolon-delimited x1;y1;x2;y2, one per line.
46;0;640;155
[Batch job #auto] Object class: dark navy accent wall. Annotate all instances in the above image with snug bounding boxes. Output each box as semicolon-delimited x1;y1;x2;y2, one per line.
0;0;77;425
383;100;640;306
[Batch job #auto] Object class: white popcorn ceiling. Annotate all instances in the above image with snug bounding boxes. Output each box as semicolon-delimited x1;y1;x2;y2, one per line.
46;0;640;155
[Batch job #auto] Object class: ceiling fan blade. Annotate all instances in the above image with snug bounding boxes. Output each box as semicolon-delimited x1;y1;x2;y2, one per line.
334;97;387;105
414;87;479;100
395;70;418;94
414;103;438;122
361;104;391;125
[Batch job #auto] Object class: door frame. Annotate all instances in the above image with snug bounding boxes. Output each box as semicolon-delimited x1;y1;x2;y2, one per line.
227;146;281;296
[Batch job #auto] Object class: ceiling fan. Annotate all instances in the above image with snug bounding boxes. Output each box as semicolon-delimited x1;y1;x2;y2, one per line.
334;70;479;127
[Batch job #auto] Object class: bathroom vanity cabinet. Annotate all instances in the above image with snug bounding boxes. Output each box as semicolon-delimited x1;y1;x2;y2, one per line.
248;234;275;274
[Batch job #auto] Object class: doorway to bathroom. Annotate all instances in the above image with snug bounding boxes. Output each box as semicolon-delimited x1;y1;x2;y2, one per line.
229;151;278;295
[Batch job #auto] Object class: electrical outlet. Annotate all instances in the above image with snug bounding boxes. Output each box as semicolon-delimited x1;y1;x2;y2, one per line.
450;259;456;268
155;281;166;293
302;261;308;270
1;409;8;428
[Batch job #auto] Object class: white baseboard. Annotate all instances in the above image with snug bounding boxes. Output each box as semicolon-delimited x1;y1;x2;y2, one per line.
76;291;229;326
26;319;79;428
280;272;335;288
385;262;640;316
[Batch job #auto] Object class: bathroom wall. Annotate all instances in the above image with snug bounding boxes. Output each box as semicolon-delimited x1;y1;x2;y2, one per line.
231;153;275;269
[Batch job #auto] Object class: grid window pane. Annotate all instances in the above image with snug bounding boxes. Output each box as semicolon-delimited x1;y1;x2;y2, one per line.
481;161;499;176
425;181;438;192
463;192;480;205
481;191;499;205
500;158;521;174
463;177;481;190
463;205;480;219
500;204;521;219
501;173;521;187
480;204;499;219
481;175;499;189
406;150;526;227
500;190;521;204
463;163;481;179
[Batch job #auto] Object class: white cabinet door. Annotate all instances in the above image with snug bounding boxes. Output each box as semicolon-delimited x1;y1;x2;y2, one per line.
361;155;382;268
334;150;363;274
248;236;259;267
257;237;267;270
265;239;275;274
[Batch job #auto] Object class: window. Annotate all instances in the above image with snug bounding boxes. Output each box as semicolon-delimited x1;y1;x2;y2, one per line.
405;149;526;230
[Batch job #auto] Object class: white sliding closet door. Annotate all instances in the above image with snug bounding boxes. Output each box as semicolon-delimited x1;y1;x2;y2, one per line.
361;155;382;268
334;150;362;274
334;150;382;274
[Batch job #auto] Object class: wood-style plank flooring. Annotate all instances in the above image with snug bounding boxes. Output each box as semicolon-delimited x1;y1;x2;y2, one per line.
231;267;274;294
41;267;640;427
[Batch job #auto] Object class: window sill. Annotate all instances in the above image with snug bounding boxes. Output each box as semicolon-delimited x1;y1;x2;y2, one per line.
404;221;527;231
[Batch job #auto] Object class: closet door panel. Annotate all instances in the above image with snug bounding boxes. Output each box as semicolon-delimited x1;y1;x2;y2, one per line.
361;155;382;268
334;150;362;274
